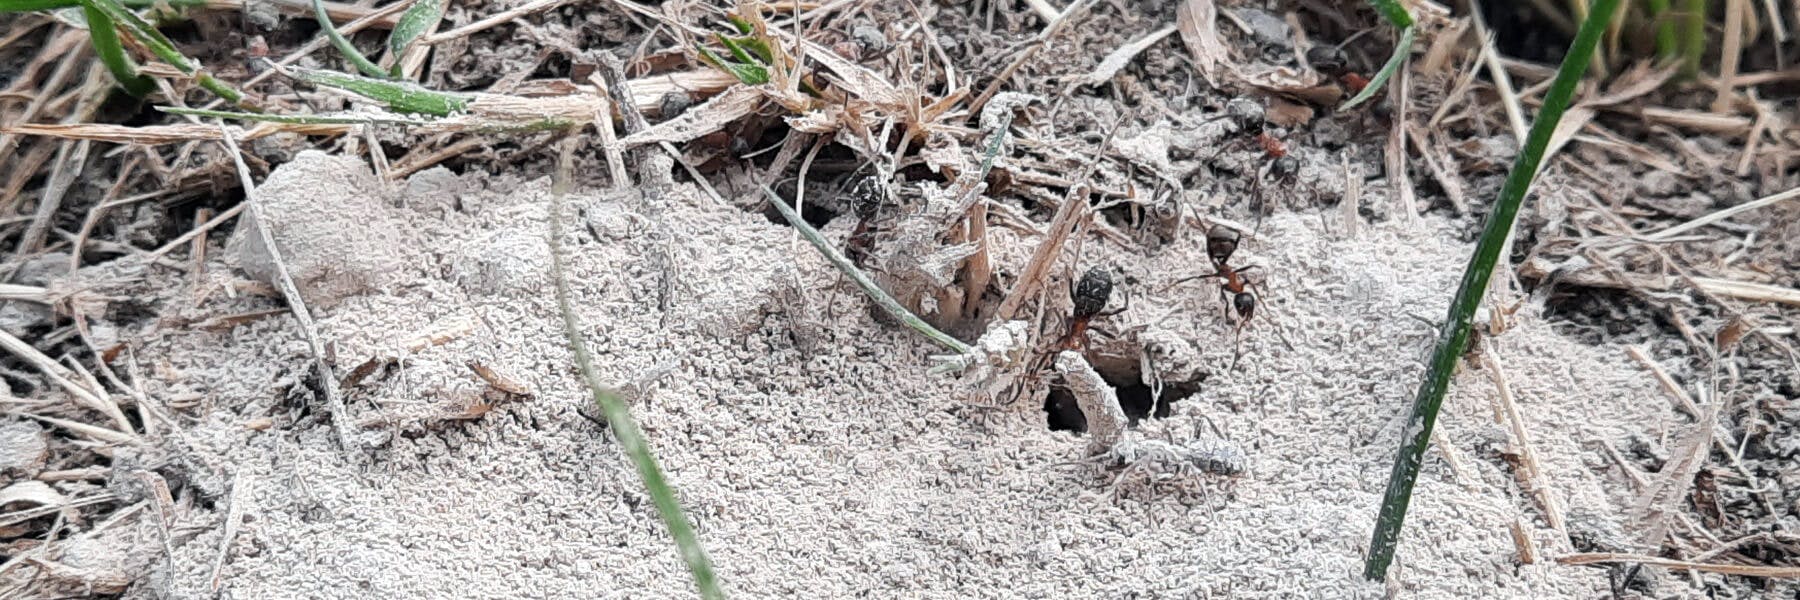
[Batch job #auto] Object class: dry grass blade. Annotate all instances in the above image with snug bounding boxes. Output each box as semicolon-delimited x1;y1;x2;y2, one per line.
1519;256;1800;307
617;85;762;147
1175;0;1229;86
1628;400;1717;550
1556;553;1800;578
0;329;132;435
1645;186;1800;240
1076;25;1177;88
216;126;355;451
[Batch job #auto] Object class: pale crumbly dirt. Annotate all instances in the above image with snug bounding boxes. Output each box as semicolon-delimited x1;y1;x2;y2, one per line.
55;149;1701;598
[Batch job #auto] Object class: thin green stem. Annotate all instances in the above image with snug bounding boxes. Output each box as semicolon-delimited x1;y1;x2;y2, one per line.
81;5;154;96
1678;0;1707;77
1341;26;1413;111
286;66;470;115
385;0;442;78
312;0;387;78
760;185;973;356
1363;0;1621;582
1365;0;1414;27
1647;0;1678;62
81;0;259;110
547;135;724;600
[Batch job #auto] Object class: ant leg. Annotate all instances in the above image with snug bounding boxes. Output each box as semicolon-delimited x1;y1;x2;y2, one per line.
1098;287;1132;318
1166;271;1222;291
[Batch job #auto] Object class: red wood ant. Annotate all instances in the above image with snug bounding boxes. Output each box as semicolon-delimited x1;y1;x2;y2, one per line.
1058;267;1124;350
1215;98;1287;161
1171;225;1264;336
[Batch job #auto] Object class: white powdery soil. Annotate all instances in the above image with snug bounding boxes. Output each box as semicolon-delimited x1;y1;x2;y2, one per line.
115;152;1674;598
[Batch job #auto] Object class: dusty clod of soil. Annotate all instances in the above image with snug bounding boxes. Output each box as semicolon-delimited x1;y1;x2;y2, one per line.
14;150;1690;598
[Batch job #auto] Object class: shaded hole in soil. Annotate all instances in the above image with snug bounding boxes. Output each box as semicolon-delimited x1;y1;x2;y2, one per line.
1538;285;1683;345
758;185;840;229
1044;362;1203;433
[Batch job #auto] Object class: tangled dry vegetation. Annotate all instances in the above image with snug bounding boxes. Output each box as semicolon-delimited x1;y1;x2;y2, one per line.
0;0;1798;596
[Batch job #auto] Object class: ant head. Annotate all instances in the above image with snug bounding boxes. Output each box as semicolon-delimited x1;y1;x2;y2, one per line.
1072;267;1114;319
1224;98;1265;135
1306;45;1348;76
1233;291;1256;321
1270;155;1300;179
1205;225;1240;266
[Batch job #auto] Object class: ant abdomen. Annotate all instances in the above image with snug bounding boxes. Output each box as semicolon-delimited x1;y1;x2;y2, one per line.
1073;267;1114;319
1233;292;1256;321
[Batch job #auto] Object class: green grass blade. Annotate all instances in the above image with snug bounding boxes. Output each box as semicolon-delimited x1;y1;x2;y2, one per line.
311;0;386;78
1362;0;1621;582
1340;25;1413;110
286;66;470;115
81;0;259;110
1365;0;1414;28
546;136;724;600
1646;0;1678;61
81;4;155;96
694;45;769;85
385;0;442;78
1341;0;1416;111
1678;0;1706;77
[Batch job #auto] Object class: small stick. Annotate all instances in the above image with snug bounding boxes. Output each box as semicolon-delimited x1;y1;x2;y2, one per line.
1055;350;1127;454
1625;345;1700;418
1644;185;1800;241
420;0;572;45
1022;0;1061;21
967;0;1096;116
1480;337;1570;546
1710;0;1746;113
591;87;630;189
216;126;354;451
146;203;245;261
189;207;212;281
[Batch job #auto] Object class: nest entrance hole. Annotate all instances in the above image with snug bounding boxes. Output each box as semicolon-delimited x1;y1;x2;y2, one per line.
1043;359;1203;433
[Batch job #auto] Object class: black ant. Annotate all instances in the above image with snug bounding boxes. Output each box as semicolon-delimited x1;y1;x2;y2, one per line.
1057;267;1123;350
840;163;890;267
1171;225;1265;341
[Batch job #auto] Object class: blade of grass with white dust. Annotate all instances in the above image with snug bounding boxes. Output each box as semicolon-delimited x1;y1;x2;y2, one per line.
311;0;387;78
79;0;260;110
759;185;976;372
545;134;723;600
79;4;155;96
1363;0;1621;582
1341;0;1415;111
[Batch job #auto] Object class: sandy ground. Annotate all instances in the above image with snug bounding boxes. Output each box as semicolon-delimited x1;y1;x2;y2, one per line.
36;149;1699;598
